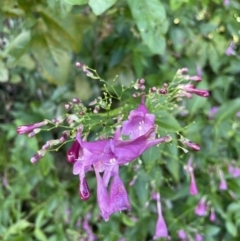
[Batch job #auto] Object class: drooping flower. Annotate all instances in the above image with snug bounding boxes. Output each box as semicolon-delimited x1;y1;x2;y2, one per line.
184;156;198;195
225;42;234;55
219;169;228;190
195;233;204;241
228;165;240;178
121;94;155;140
190;170;198;196
79;177;91;201
94;168;111;221
209;208;216;222
67;139;81;164
224;0;230;5
17;120;48;134
178;229;187;239
109;167;131;213
195;197;208;216
209;106;219;119
83;213;97;241
153;193;168;240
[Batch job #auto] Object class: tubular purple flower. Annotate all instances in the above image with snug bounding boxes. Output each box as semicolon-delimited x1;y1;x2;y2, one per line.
209;106;219;119
153;193;168;240
179;84;209;98
182;140;200;151
178;229;187;239
226;42;234;55
67;139;81;164
190;170;198;196
17;120;48;134
224;0;229;5
112;128;172;165
109;169;131;213
31;149;46;164
209;208;216;222
195;233;204;241
189;76;202;82
79;177;90;201
94;168;111;221
219;170;228;190
121;94;155;139
195;198;208;216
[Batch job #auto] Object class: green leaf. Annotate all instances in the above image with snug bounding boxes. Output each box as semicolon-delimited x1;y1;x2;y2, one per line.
155;111;182;131
205;225;220;237
63;0;88;5
89;0;118;15
31;33;71;85
34;228;48;241
127;0;168;55
226;220;237;237
0;60;9;82
4;31;31;65
214;98;240;123
4;220;31;239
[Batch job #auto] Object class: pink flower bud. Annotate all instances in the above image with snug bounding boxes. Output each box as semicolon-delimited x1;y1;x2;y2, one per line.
17;120;48;134
209;208;216;222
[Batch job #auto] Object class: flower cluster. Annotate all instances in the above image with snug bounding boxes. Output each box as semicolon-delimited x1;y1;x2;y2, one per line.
16;63;211;239
68;95;172;221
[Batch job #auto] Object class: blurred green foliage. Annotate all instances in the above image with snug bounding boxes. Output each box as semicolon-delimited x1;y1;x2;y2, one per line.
0;0;240;240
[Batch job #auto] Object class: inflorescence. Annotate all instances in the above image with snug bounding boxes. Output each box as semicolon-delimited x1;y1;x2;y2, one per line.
17;62;213;240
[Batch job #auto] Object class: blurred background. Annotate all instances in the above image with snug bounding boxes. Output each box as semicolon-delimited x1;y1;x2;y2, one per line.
0;0;240;240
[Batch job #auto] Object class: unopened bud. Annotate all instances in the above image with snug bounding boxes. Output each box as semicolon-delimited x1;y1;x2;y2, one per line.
72;97;81;104
30;150;46;164
138;78;145;84
28;128;41;138
150;87;157;92
65;103;71;110
139;85;145;90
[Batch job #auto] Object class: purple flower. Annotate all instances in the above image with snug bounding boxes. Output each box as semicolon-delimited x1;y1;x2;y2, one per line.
153;193;168;240
109;168;131;213
94;165;130;221
228;165;240;178
237;111;240;117
209;208;216;222
233;167;240;178
121;94;155;140
79;177;90;200
178;229;187;239
95;169;111;221
182;139;200;151
67;139;81;164
224;0;230;5
17;120;48;134
209;106;219;119
195;233;204;241
190;170;198;196
219;170;228;190
196;64;203;77
195;198;208;216
178;84;209;98
225;42;234;55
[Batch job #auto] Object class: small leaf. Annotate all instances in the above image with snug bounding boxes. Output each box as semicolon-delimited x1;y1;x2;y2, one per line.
155;111;182;131
214;98;240;123
127;0;168;55
34;228;48;241
226;220;237;237
0;60;9;82
4;31;31;65
89;0;118;15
